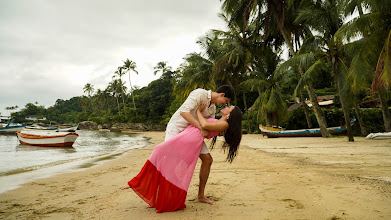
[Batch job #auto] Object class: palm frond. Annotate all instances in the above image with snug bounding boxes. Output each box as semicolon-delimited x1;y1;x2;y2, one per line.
368;0;391;15
383;29;391;87
275;52;319;77
372;29;391;91
349;28;385;91
240;78;269;92
297;36;325;54
294;59;327;97
264;87;288;121
335;12;381;41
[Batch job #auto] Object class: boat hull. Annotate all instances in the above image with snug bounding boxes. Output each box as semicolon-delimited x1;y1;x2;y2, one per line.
58;125;78;132
259;125;347;138
25;125;78;132
24;126;58;130
17;130;78;147
366;132;391;139
0;126;26;134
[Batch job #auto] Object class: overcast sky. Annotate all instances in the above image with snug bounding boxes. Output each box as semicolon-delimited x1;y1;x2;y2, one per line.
0;0;226;116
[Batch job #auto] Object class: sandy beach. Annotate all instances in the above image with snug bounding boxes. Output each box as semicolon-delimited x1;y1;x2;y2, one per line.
1;132;390;219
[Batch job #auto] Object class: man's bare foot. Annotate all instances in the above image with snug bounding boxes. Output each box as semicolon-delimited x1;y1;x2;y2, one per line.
198;196;215;205
120;185;130;190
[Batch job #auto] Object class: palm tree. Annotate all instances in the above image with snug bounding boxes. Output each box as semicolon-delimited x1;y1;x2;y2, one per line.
288;0;355;141
83;83;95;112
94;89;111;113
210;11;266;127
174;52;215;99
122;59;138;110
5;106;12;115
220;0;331;137
83;83;94;97
108;79;124;116
212;13;255;87
113;67;127;117
154;61;172;75
241;47;289;127
337;0;391;131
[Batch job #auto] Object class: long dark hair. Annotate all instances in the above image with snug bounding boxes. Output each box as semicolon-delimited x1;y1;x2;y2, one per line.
210;106;242;163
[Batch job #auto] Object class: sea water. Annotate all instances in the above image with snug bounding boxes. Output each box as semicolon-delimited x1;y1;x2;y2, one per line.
0;130;150;193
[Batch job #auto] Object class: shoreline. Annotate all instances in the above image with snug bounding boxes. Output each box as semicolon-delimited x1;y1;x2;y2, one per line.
0;130;150;194
1;132;390;219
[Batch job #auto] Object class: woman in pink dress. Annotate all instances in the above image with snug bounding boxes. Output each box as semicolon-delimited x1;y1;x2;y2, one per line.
121;104;242;213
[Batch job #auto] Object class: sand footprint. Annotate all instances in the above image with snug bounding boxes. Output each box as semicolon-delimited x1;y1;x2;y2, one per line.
281;198;304;209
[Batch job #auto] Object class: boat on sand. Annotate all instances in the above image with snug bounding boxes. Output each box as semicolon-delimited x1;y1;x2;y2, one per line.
259;119;356;138
366;132;391;139
16;130;79;147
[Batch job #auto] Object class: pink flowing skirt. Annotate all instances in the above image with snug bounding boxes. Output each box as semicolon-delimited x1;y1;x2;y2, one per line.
128;123;217;213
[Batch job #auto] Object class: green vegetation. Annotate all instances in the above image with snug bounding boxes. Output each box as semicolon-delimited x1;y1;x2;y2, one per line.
8;0;391;137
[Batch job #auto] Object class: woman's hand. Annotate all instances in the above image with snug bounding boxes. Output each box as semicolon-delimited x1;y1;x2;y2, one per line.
198;102;207;112
201;128;209;138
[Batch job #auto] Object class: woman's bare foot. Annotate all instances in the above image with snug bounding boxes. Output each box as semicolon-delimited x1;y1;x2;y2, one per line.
198;196;215;205
120;185;130;190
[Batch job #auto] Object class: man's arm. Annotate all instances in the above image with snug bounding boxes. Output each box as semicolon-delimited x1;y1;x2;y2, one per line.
197;110;228;131
180;112;210;137
178;90;210;137
180;112;202;129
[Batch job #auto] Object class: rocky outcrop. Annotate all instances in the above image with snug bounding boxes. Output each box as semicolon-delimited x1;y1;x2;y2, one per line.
110;123;166;131
126;123;166;131
112;123;148;130
79;121;165;131
78;121;98;130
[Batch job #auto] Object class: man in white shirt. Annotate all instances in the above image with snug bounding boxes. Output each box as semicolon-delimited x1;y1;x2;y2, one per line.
165;85;235;205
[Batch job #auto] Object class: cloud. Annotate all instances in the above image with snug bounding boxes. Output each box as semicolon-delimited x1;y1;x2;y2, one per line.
0;0;226;115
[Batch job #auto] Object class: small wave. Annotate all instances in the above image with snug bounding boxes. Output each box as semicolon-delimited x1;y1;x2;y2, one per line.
0;131;152;194
0;154;106;177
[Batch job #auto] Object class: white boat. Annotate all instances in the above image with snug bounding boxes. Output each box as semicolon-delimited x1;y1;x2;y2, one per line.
25;124;78;132
16;130;79;147
0;125;25;134
58;124;78;132
366;132;391;139
24;125;58;130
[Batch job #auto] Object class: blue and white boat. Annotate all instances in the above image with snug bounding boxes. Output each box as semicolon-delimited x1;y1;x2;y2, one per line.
259;118;356;138
0;120;25;134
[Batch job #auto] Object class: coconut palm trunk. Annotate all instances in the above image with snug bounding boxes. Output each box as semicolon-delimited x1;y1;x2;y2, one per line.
122;59;138;115
353;99;368;136
129;75;136;110
378;90;391;132
336;78;354;141
266;112;272;126
120;80;126;117
290;38;330;137
306;81;330;137
115;95;120;116
300;93;312;128
242;91;251;134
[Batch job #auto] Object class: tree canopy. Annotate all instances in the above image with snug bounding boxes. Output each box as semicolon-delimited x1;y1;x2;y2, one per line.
10;0;391;135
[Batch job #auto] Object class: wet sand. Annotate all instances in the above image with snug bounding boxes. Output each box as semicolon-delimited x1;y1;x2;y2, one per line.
0;132;390;219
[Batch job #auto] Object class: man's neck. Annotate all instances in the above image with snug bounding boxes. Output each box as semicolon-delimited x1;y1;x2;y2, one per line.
210;92;218;104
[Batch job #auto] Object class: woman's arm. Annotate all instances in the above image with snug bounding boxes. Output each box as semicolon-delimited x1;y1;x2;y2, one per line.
197;106;228;132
